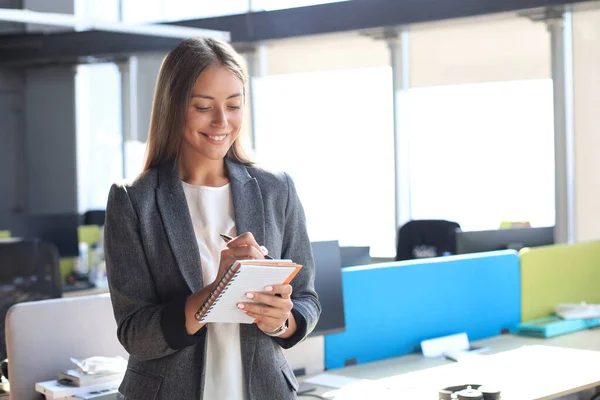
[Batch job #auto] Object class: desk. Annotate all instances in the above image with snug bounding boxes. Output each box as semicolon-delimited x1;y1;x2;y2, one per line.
305;330;600;399
62;285;110;298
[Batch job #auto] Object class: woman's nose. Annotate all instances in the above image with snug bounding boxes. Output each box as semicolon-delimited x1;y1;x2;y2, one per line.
211;109;228;128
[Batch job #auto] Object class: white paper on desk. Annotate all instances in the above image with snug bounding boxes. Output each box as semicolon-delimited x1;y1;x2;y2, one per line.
303;373;365;388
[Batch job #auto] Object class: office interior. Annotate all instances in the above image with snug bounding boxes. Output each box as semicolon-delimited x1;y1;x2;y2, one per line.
1;0;600;399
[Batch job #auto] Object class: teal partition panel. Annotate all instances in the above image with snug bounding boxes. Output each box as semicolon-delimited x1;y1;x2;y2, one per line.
324;250;521;369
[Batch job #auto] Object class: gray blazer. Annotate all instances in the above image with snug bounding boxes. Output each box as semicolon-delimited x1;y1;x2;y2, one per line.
104;158;321;400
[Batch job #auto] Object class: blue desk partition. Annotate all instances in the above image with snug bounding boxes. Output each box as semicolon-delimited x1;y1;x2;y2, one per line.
324;250;521;370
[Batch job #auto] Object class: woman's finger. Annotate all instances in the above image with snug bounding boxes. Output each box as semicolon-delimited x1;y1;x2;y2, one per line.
264;284;293;299
238;301;290;320
226;232;261;250
228;245;264;260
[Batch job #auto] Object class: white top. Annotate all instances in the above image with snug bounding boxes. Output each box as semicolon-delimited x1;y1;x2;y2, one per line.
182;181;245;400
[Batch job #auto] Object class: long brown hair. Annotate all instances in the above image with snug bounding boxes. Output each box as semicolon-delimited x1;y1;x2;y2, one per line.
143;37;253;171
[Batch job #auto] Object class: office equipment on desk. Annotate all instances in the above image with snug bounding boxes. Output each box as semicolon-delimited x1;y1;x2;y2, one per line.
339;246;371;268
324;250;521;370
420;333;488;361
520;241;600;322
556;302;600;319
455;226;554;255
310;241;346;337
9;213;80;257
194;259;301;323
514;315;600;338
5;294;127;400
36;379;121;400
396;219;461;261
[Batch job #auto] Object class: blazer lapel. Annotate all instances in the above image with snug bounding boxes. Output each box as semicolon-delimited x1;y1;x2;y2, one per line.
155;162;203;292
227;158;265;246
226;158;265;394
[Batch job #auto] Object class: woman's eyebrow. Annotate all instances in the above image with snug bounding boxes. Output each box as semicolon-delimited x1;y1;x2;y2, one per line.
191;93;242;100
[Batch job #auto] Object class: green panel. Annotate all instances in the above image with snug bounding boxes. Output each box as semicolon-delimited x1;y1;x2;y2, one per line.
520;241;600;322
78;225;101;245
60;257;76;283
0;231;10;238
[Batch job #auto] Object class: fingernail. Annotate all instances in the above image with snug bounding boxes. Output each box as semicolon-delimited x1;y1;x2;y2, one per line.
265;286;273;292
237;303;245;309
260;246;269;255
245;292;254;299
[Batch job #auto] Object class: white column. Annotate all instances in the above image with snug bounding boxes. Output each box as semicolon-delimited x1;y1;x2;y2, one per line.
386;28;412;235
245;44;268;151
546;11;576;244
572;8;600;242
118;56;139;179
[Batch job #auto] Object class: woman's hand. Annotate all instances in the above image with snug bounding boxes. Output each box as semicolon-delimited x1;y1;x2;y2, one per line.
215;232;267;284
238;284;297;338
185;232;266;335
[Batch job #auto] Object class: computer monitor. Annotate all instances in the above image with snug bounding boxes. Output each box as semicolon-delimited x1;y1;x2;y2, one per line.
309;240;346;337
339;246;371;268
9;213;80;257
456;226;555;255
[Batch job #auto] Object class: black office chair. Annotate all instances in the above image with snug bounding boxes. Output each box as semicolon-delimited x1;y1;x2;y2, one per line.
82;210;106;226
395;219;461;261
0;239;62;360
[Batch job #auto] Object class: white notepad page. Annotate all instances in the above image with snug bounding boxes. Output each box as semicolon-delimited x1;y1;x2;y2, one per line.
201;261;298;324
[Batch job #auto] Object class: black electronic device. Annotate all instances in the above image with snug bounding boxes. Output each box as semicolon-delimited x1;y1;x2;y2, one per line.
455;226;554;255
309;240;346;337
9;213;80;257
339;246;371;267
439;384;501;400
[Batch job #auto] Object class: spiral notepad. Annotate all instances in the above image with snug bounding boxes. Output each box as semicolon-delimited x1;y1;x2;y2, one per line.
194;259;302;324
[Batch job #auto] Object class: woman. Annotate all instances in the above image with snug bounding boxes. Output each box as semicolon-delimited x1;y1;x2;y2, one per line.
104;37;321;400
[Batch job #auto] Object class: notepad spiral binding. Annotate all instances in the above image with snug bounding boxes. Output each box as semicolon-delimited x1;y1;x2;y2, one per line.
194;266;241;322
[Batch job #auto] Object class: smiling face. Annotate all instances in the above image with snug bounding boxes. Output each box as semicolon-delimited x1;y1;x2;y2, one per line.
181;65;244;163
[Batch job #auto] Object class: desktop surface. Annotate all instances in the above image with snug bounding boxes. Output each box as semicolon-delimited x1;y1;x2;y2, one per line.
307;330;600;399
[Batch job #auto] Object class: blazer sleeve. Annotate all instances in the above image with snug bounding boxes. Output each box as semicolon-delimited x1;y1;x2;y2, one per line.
272;173;322;349
104;184;205;362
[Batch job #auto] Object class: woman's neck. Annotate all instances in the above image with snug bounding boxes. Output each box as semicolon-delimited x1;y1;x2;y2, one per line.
178;156;229;187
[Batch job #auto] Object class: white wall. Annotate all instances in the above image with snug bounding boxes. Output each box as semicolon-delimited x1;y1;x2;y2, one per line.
266;32;389;75
573;8;600;242
264;16;550;85
410;17;551;86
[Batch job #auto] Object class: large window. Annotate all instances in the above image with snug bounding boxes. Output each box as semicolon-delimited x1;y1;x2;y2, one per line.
253;67;396;257
76;63;123;213
407;79;555;230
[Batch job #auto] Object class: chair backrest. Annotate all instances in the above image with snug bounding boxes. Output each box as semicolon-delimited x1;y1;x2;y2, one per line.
5;294;127;400
396;219;461;261
0;240;62;360
82;210;106;227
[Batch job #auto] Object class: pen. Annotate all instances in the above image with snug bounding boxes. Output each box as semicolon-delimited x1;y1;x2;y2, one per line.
220;234;274;260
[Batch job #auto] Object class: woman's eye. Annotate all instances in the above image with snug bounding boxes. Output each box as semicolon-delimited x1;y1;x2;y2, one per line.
195;106;210;111
228;106;241;110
